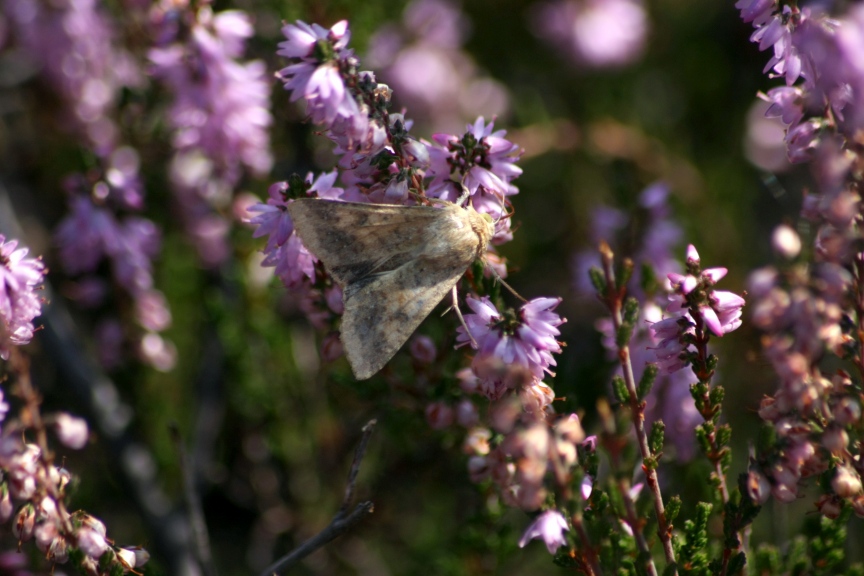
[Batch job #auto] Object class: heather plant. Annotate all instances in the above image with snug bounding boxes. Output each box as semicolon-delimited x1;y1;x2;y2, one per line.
2;0;864;574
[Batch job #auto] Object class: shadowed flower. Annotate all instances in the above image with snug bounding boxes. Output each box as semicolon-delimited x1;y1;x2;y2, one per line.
531;0;648;69
0;236;46;359
518;509;570;554
249;172;345;290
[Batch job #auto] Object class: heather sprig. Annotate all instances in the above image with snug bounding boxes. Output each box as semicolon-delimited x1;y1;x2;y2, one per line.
0;236;45;361
149;0;273;268
738;0;864;524
0;349;149;574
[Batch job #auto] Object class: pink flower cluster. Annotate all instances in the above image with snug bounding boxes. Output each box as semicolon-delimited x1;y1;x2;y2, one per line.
365;0;510;133
738;0;864;162
0;386;149;573
149;2;273;267
649;245;745;374
738;1;864;516
4;0;173;372
0;236;45;361
55;179;175;372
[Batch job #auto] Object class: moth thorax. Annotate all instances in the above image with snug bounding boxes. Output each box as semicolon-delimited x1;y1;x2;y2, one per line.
468;210;494;256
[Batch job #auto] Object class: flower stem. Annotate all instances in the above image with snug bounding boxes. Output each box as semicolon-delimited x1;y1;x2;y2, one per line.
599;242;678;574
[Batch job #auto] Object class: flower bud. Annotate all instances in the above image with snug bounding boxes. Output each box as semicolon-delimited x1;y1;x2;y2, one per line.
0;485;12;523
424;402;454;430
463;427;491;456
117;547;138;568
35;520;59;553
409;335;436;364
834;397;861;426
55;414;89;450
49;536;69;563
816;494;843;519
13;504;35;542
519;381;554;415
772;224;801;259
455;400;479;428
822;426;848;455
77;515;108;559
747;469;771;505
467;456;490;484
319;333;343;362
832;465;862;498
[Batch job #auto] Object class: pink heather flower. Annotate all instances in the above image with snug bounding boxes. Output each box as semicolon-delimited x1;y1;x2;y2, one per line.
278;20;350;60
77;521;108;559
426;117;523;204
531;0;648;69
0;235;46;359
409;335;437;364
457;296;565;382
736;0;776;26
648;315;693;374
425;402;455;430
518;510;569;554
832;465;862;498
54;413;89;450
250;171;345;290
761;86;804;126
278;20;357;130
55;194;162;297
666;245;744;337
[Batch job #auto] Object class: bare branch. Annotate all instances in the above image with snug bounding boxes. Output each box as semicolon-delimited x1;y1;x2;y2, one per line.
260;419;377;576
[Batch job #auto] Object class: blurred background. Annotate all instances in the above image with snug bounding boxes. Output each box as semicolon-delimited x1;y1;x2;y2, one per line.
0;0;819;573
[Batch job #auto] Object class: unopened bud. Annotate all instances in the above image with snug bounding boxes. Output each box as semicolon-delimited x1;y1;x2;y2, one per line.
424;402;454;430
832;465;862;498
816;494;843;519
13;504;35;542
55;414;89;450
772;224;801;259
747;469;771;505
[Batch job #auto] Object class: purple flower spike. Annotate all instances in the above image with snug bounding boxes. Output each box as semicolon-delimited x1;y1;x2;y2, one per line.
518;510;569;554
0;236;46;360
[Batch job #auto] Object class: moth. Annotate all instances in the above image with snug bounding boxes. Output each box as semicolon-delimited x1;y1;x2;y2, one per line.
287;198;495;380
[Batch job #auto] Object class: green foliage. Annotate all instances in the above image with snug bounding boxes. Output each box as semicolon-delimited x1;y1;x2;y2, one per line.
675;502;713;576
613;375;629;404
637;363;658;401
649;420;666;456
752;511;864;576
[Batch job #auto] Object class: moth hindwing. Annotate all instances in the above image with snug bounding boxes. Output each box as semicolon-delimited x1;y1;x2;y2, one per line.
287;199;493;379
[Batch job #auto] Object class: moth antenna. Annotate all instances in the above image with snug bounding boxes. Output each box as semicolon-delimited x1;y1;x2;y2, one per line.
450;285;478;348
486;264;528;303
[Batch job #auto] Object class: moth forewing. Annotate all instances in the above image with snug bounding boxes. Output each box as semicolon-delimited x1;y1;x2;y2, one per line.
287;199;494;380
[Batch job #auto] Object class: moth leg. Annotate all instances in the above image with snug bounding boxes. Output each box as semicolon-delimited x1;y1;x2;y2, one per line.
455;184;471;207
451;285;478;349
486;262;528;302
